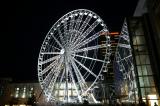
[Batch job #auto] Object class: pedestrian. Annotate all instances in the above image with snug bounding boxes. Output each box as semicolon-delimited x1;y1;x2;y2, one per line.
154;102;158;106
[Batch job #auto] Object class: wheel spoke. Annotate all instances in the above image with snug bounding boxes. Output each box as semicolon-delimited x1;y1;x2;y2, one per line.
39;59;59;75
72;54;105;63
73;19;101;46
40;55;60;64
58;27;65;45
69;15;75;31
78;14;92;34
117;54;132;62
73;30;103;49
72;57;97;78
41;60;60;87
73;44;107;53
68;67;82;102
69;14;83;46
41;52;61;55
47;57;64;100
70;57;88;92
71;14;92;45
63;20;68;35
74;14;83;31
51;34;63;49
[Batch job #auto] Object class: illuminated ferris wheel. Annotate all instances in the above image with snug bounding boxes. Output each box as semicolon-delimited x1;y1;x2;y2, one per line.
38;9;111;103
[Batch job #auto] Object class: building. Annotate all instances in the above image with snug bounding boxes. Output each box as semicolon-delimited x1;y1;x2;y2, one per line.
0;78;47;106
124;0;160;105
99;31;120;104
0;78;97;106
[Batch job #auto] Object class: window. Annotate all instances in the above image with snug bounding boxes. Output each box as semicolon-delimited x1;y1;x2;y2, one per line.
141;88;145;97
29;87;34;97
22;87;26;98
133;36;146;45
146;65;152;75
0;86;4;96
15;87;19;98
137;66;142;76
139;77;144;87
148;77;155;87
139;55;150;64
143;77;150;87
141;65;148;75
135;55;140;65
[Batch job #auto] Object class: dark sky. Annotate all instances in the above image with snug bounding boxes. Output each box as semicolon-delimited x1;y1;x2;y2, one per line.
1;0;138;81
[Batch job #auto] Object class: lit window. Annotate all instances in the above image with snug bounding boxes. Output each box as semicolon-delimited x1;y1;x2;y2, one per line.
29;87;34;97
15;87;19;98
21;87;26;98
22;93;25;98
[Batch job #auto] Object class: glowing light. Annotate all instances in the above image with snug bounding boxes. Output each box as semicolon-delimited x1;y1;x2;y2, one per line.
109;32;119;35
22;94;25;98
101;23;104;26
148;95;158;106
79;12;83;15
89;13;93;17
31;87;33;90
15;94;18;98
19;104;26;106
97;19;101;22
75;13;78;16
84;12;87;15
93;15;97;19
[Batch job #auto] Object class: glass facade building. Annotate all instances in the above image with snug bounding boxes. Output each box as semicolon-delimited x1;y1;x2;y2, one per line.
127;17;160;105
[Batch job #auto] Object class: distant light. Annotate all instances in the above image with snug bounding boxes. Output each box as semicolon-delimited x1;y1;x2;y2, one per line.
97;19;101;22
94;86;99;88
65;17;68;20
103;70;107;72
109;32;119;35
22;94;25;98
107;36;110;39
70;15;73;18
31;87;33;90
88;13;93;17
75;13;78;16
84;12;87;15
19;105;26;106
93;15;97;19
101;23;104;26
108;44;111;46
79;12;83;15
50;32;53;35
15;94;18;98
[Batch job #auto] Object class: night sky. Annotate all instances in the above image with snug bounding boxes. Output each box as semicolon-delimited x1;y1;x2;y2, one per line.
1;0;138;81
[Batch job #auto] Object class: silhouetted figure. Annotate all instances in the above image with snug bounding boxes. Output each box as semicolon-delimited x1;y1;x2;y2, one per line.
154;102;158;106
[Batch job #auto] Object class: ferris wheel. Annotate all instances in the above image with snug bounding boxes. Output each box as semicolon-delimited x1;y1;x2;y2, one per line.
38;9;110;103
